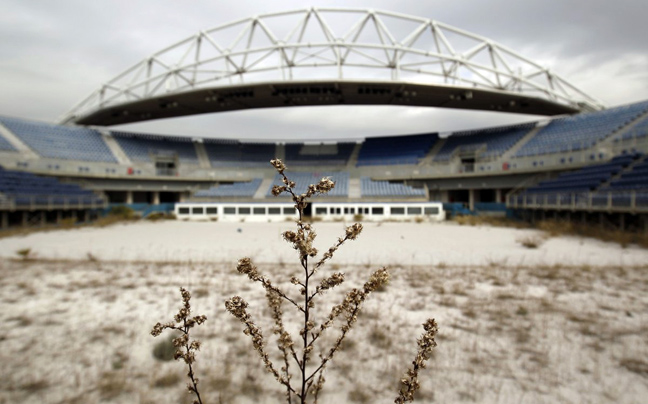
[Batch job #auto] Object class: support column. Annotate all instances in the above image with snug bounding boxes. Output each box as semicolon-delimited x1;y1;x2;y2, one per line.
40;211;46;226
468;189;475;212
126;191;133;204
1;211;7;229
495;188;502;203
71;210;77;222
22;211;28;227
80;210;86;223
619;213;625;231
152;191;160;205
56;210;62;224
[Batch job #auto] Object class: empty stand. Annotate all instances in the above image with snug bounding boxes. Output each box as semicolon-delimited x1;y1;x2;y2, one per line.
514;101;648;157
618;114;648;141
0;166;103;206
360;177;426;197
356;133;437;166
203;140;275;167
194;179;263;198
267;172;349;197
111;132;199;164
433;123;535;161
284;143;355;166
0;116;116;162
0;132;17;152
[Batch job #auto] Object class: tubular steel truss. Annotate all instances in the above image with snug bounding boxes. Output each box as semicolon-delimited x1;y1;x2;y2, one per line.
62;7;603;124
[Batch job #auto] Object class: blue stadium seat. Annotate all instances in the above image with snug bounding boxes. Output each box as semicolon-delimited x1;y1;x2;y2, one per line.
203;140;275;168
0;131;17;152
514;100;648;158
434;123;535;162
111;131;199;164
0;116;117;162
0;168;104;205
356;133;437;166
360;177;425;197
284;143;355;166
267;172;349;197
194;179;262;198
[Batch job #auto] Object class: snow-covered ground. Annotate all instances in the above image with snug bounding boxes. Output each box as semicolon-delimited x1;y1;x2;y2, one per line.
0;220;647;403
0;220;647;267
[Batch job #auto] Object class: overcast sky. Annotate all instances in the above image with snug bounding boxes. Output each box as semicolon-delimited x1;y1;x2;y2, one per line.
0;0;647;141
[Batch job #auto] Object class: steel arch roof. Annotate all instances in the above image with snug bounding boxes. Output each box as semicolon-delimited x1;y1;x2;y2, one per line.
62;7;604;125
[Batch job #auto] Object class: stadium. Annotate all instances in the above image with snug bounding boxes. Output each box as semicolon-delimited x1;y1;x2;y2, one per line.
1;4;648;404
0;8;647;229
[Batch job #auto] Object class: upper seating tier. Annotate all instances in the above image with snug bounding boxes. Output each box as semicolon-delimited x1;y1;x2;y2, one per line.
434;123;535;162
356;133;437;166
285;143;355;166
267;172;349;197
194;179;262;198
514;101;648;158
0;116;116;163
111;131;199;165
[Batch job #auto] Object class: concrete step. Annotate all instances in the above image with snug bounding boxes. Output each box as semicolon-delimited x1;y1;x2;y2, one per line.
0;122;39;158
98;130;131;165
253;177;276;199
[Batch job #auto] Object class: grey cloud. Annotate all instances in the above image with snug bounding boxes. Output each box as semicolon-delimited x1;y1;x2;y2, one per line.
1;0;647;139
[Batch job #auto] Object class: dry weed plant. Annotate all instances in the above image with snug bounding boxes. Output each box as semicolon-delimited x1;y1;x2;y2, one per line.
516;234;544;249
151;159;438;404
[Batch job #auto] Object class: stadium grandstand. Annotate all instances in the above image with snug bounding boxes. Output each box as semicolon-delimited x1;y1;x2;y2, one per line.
1;8;648;231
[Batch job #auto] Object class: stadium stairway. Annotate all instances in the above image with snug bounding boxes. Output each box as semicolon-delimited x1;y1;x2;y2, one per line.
500;124;544;160
0;122;39;158
597;155;646;189
418;137;446;164
194;142;212;169
99;131;131;164
348;177;361;199
274;144;285;161
254;178;276;199
605;108;648;144
346;143;362;168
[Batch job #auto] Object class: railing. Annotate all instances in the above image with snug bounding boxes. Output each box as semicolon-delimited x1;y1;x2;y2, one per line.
0;194;107;211
506;190;648;213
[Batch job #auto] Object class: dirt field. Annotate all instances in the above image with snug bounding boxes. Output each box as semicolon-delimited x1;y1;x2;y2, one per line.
0;221;647;403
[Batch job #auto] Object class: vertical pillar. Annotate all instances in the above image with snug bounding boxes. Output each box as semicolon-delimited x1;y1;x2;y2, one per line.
56;210;62;224
619;213;625;231
80;210;86;223
495;188;502;203
71;210;77;222
440;190;449;203
1;211;7;229
126;191;133;204
152;191;160;205
468;189;475;212
40;211;46;226
22;211;28;227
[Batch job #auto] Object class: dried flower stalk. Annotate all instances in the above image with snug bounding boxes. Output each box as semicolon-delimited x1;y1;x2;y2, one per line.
223;159;437;404
151;288;206;404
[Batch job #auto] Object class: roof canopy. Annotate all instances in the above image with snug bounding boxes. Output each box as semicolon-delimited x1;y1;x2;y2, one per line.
62;7;604;125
